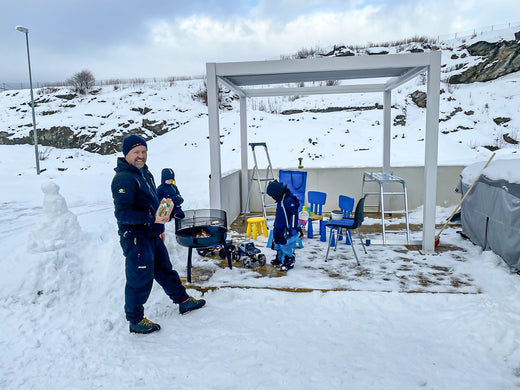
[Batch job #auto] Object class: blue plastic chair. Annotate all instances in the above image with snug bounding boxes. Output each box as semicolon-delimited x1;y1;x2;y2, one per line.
325;196;367;265
325;195;355;246
307;191;327;239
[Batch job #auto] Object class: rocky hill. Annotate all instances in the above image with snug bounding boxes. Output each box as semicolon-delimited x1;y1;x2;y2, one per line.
1;27;519;161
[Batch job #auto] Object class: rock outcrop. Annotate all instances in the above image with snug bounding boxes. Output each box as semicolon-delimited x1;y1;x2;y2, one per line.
449;37;520;84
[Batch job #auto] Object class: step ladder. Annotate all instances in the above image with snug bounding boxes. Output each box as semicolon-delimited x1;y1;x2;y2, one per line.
361;171;411;245
244;143;277;220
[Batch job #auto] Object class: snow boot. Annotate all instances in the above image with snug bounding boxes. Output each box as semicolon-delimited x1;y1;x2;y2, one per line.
280;256;295;271
271;250;283;266
129;317;161;334
179;296;206;314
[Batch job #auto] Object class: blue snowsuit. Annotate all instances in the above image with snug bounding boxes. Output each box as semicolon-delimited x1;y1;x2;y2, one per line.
111;157;189;323
267;181;300;261
156;168;185;220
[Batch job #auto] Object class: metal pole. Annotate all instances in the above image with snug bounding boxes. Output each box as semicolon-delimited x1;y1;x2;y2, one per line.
17;26;40;174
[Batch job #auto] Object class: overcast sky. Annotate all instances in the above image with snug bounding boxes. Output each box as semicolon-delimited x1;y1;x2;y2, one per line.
2;0;519;85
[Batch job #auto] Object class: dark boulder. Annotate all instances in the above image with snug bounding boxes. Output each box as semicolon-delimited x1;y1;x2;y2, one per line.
449;39;520;83
410;90;427;108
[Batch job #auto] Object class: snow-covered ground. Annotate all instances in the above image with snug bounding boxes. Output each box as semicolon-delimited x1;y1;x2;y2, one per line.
1;28;520;389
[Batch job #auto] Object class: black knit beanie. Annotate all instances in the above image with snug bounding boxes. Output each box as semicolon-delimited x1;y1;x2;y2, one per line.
122;134;147;156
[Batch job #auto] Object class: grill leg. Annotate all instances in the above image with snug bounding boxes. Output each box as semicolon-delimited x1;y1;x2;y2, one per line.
187;247;193;283
222;240;233;269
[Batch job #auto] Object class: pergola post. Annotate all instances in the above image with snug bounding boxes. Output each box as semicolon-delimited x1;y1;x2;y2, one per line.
239;97;249;213
422;51;441;252
382;90;392;173
206;63;222;209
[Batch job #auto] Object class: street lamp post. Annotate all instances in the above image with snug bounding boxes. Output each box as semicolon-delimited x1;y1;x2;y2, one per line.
16;25;40;175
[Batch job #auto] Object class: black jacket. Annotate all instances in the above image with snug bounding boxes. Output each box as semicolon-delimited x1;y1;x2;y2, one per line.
111;157;164;238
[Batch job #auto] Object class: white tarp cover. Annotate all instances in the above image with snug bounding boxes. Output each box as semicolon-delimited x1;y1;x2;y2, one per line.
458;158;520;270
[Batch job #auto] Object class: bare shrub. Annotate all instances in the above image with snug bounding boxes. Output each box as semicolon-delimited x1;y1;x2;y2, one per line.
282;46;325;60
39;147;52;161
193;81;208;104
130;78;146;87
38;87;59;95
192;80;224;106
67;70;95;94
103;79;123;86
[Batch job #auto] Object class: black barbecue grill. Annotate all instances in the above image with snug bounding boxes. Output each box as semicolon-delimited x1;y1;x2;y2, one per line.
175;209;232;282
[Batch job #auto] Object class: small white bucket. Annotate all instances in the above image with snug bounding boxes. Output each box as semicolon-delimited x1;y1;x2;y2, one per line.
331;210;343;220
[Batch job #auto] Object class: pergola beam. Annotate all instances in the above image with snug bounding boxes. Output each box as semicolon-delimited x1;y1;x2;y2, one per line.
239;83;388;97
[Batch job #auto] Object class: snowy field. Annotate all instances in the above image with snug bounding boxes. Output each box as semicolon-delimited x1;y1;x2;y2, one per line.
2;28;520;389
2;144;520;390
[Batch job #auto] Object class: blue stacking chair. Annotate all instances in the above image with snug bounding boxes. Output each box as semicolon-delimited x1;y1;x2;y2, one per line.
325;196;367;265
325;195;354;245
307;191;327;239
325;195;354;247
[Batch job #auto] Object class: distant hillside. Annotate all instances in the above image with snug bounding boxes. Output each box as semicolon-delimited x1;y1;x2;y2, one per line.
0;27;519;165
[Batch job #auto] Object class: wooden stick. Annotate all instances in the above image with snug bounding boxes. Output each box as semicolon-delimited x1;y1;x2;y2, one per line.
434;152;496;243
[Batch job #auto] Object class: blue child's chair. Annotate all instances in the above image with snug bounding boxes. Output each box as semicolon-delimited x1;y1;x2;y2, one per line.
307;191;327;239
325;195;355;246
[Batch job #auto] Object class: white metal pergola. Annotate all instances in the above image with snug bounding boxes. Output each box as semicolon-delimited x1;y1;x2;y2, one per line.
206;51;441;252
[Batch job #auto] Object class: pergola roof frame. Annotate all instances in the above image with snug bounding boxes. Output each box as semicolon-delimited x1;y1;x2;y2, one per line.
206;51;441;252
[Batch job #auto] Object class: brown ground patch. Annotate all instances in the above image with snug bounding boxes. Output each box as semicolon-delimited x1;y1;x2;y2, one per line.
182;213;474;294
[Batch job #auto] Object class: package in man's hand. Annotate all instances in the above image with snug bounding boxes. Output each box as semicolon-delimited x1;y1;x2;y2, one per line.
156;198;173;218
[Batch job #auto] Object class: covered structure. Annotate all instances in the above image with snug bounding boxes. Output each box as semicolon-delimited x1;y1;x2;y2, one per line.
458;159;520;269
206;52;441;252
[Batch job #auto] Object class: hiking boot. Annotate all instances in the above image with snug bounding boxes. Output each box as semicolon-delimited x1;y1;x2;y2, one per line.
179;296;206;314
270;258;282;266
280;256;295;271
129;317;161;334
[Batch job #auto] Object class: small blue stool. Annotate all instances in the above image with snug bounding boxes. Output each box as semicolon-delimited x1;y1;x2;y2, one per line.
267;229;303;250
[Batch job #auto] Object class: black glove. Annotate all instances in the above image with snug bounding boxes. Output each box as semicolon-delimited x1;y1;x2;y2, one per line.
171;185;184;206
173;206;185;219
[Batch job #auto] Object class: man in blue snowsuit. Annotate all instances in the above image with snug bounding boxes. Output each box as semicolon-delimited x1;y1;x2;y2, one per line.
266;180;300;271
111;134;205;334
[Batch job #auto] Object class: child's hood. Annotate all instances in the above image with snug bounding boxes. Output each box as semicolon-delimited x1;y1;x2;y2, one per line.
266;180;287;202
161;168;175;184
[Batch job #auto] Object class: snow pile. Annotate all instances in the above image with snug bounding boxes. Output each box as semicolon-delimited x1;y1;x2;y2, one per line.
460;157;520;184
30;181;82;252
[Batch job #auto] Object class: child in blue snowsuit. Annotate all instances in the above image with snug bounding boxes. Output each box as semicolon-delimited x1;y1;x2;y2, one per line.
156;168;185;220
266;180;300;271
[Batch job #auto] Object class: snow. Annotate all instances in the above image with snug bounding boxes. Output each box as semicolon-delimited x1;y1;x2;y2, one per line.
461;157;520;185
2;29;520;389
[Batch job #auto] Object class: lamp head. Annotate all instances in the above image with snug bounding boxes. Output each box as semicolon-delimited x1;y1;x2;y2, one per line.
16;26;29;33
